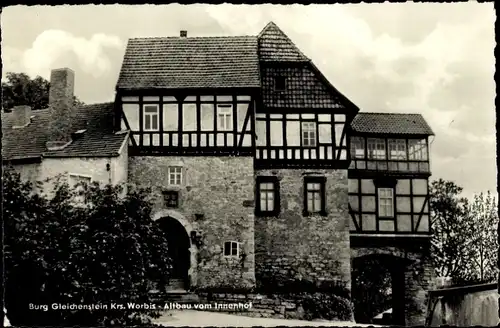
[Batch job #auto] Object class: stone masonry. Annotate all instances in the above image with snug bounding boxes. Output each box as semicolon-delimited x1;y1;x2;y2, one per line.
128;156;255;289
254;169;351;291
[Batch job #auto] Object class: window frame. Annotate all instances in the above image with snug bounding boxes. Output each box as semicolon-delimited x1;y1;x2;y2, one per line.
377;187;395;219
301;121;317;148
223;241;239;257
255;176;280;216
68;173;92;204
388;139;407;160
408;139;428;161
274;76;287;92
163;190;180;208
350;136;365;159
303;176;327;216
143;104;160;132
168;166;183;186
217;104;233;131
367;138;386;160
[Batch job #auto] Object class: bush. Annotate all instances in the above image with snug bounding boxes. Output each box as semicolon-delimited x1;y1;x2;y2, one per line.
3;168;171;326
300;292;353;321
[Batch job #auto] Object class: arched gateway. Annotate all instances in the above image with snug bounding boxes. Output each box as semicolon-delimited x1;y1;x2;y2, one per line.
152;210;196;291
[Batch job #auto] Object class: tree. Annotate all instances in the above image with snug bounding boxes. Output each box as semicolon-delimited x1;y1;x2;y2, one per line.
463;192;498;283
429;179;471;281
2;72;84;112
430;179;498;285
3;168;171;326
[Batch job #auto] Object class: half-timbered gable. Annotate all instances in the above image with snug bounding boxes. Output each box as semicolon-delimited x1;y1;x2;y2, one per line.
115;35;260;156
348;113;434;235
255;22;359;168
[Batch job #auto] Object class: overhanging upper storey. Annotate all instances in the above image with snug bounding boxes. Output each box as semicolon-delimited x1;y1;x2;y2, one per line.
115;34;261;156
349;113;435;177
254;22;360;169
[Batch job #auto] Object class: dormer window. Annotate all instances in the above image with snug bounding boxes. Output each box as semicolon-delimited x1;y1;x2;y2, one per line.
274;76;287;92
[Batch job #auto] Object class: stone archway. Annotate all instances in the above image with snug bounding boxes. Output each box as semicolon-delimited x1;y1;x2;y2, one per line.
152;209;197;290
351;254;408;325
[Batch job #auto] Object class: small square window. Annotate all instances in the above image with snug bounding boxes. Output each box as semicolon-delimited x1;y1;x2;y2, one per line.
168;166;182;185
224;241;239;257
68;174;92;204
274;76;286;92
163;190;179;208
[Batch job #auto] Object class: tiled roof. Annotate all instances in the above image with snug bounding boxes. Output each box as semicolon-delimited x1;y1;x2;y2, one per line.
257;22;309;62
351;112;434;135
260;66;347;109
116;36;261;90
2;103;128;160
257;23;359;114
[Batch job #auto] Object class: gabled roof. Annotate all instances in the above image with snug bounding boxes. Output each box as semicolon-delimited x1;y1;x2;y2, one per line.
2;103;128;161
351;112;434;136
116;36;261;90
257;22;309;62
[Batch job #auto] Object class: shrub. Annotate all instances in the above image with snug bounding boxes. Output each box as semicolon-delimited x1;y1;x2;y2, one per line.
300;292;353;321
3;168;171;326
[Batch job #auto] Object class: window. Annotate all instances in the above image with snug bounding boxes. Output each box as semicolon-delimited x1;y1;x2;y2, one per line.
256;176;280;216
274;76;287;91
304;177;326;215
168;166;182;185
389;139;407;160
163;190;179;208
408;139;428;161
378;188;394;218
224;241;239;257
143;105;159;131
350;137;365;159
367;138;386;160
217;104;233;131
302;122;316;147
68;174;91;203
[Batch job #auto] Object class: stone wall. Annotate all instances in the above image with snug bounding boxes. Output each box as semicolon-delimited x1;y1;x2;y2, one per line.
196;291;352;321
428;283;498;326
8;151;127;195
254;169;351;290
128;156;255;289
197;292;302;319
351;242;435;326
39;156;115;194
7;163;41;185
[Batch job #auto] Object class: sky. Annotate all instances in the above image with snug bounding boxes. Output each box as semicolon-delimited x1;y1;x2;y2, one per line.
1;3;496;199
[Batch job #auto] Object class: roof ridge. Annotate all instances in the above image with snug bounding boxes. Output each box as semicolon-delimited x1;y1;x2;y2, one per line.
129;35;256;41
257;21;277;38
257;21;309;62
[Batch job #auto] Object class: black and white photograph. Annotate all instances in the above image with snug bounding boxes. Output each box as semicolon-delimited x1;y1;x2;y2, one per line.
1;3;497;327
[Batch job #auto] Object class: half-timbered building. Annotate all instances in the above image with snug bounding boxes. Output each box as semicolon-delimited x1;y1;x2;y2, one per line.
1;22;435;326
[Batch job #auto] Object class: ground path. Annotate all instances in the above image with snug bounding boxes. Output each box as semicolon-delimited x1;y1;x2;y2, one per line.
154;310;381;327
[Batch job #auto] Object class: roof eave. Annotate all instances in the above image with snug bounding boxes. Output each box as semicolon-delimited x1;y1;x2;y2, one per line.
308;61;360;118
351;131;435;138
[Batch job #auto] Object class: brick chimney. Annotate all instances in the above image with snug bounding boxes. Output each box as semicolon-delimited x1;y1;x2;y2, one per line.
46;68;75;150
11;105;32;128
180;30;187;37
